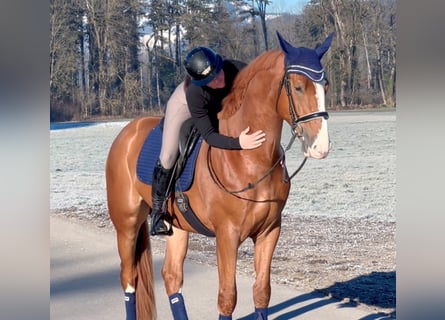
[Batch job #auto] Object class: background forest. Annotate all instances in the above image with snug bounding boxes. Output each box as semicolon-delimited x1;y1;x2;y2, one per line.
50;0;396;122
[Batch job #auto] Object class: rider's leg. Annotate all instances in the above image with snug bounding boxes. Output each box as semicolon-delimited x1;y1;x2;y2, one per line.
150;160;174;235
159;82;192;169
150;81;191;236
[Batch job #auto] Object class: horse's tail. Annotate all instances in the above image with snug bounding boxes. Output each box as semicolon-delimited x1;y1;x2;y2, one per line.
135;220;157;319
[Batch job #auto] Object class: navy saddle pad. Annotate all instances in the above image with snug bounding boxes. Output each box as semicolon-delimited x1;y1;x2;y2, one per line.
136;122;202;191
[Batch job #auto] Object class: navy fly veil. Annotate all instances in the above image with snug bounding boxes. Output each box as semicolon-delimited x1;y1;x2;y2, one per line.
277;32;334;82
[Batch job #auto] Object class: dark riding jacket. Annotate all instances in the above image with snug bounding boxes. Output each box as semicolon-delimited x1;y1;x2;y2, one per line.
185;59;247;150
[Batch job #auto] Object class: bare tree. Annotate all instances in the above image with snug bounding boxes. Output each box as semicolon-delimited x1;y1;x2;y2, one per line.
50;0;84;120
50;0;396;120
370;0;395;106
255;0;270;50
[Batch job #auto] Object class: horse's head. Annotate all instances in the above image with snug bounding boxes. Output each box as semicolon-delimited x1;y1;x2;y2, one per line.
277;32;334;159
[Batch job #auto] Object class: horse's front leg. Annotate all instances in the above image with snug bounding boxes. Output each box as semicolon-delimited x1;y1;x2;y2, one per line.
162;226;189;320
252;226;281;320
215;229;240;320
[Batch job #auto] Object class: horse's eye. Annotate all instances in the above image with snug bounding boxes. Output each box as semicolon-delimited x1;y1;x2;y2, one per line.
294;86;303;93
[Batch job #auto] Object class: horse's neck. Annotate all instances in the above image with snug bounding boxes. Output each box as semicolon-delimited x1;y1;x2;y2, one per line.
218;52;285;163
219;101;284;163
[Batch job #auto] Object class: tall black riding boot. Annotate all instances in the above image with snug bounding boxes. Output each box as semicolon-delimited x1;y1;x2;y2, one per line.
150;160;174;236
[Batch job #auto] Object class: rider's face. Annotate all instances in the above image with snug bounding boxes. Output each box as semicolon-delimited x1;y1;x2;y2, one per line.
206;70;225;89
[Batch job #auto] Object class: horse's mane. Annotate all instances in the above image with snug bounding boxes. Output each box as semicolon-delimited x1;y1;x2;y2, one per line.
219;50;283;120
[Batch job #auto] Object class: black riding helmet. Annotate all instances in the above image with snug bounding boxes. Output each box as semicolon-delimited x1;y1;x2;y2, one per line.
184;46;223;86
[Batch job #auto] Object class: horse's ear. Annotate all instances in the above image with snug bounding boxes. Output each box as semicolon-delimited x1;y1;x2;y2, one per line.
276;31;293;54
315;32;335;58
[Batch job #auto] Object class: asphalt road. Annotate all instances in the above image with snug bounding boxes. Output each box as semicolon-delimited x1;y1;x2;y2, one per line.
50;214;388;319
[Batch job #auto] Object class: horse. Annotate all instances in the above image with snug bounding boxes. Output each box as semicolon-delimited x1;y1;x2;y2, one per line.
105;31;334;320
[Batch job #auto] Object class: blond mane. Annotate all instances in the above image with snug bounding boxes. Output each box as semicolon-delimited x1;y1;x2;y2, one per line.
218;50;283;120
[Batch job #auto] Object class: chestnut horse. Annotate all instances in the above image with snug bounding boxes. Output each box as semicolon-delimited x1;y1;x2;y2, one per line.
106;32;334;319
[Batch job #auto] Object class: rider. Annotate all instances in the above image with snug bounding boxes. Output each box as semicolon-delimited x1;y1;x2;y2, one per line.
150;46;266;236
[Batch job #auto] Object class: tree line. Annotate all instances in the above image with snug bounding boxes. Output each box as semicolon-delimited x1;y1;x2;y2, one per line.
50;0;396;122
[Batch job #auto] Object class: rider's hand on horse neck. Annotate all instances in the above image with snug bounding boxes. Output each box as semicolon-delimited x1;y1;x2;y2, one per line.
239;126;266;150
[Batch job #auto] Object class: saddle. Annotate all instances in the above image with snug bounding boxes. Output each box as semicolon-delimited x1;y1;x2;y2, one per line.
136;118;201;190
136;118;215;237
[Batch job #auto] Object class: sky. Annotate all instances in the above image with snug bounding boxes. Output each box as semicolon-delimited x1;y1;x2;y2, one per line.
267;0;309;14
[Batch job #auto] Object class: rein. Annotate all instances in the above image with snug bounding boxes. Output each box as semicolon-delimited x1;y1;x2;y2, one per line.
207;67;328;196
207;138;306;195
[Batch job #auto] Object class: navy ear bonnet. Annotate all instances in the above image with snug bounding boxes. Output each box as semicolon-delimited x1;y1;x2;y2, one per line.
277;32;335;82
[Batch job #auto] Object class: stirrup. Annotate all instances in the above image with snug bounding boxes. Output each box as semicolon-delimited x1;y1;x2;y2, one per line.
150;212;173;236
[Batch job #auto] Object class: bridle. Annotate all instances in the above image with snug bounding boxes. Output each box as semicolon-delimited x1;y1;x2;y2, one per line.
207;65;329;196
280;65;329;133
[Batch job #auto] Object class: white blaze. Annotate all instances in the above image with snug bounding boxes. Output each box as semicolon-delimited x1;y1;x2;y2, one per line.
306;81;330;159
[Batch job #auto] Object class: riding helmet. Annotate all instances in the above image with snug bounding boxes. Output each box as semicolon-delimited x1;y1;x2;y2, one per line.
184;46;223;86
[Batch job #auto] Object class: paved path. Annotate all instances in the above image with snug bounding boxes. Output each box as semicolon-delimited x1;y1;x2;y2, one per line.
50;214;388;319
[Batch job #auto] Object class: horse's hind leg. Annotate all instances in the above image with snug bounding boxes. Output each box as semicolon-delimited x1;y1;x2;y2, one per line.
252;226;281;320
111;201;148;319
108;191;155;319
162;226;189;319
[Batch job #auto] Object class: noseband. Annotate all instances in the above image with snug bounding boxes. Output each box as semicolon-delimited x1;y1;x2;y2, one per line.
279;66;329;133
